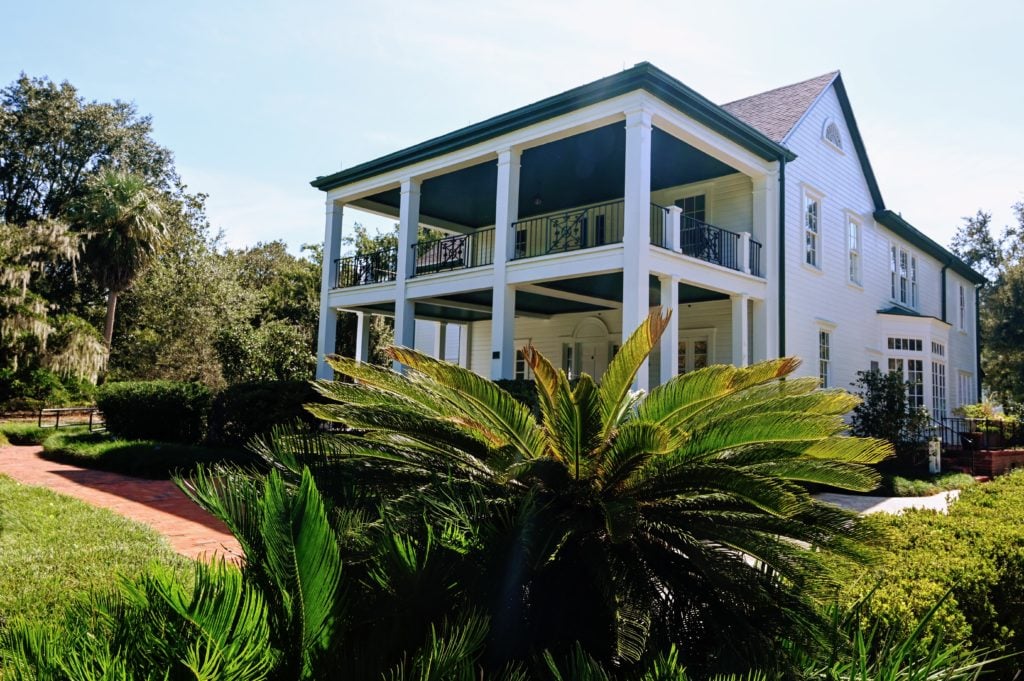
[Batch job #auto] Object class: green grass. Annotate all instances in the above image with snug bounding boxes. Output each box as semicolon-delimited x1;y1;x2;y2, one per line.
890;472;977;497
0;422;74;446
0;475;189;628
41;430;255;479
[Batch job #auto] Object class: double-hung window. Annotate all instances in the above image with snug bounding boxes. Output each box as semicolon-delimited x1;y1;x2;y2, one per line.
891;244;919;309
958;285;966;330
847;216;861;284
804;193;820;268
818;330;831;387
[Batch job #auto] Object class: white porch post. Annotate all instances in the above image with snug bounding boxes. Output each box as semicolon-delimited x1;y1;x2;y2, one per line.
623;108;653;390
751;298;769;363
666;205;682;252
316;200;344;379
354;311;371;363
433;322;447;361
731;294;750;367
393;178;420;371
740;232;752;275
659;275;679;385
752;170;779;358
458;323;471;368
491;148;520;379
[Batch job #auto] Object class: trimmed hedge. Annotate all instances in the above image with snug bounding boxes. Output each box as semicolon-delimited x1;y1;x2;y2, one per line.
832;471;1024;670
208;380;323;447
96;381;211;444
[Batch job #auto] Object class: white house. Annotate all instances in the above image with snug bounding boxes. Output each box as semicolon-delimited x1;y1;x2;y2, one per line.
312;63;984;419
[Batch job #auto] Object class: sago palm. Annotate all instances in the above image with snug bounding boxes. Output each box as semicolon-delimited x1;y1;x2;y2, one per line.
259;310;890;673
74;168;165;346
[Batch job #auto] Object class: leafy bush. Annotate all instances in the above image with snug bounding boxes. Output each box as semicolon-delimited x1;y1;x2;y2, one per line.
494;378;539;414
96;380;211;444
832;470;1024;674
208;380;322;447
955;401;1019;423
850;369;930;468
0;367;96;413
890;472;976;497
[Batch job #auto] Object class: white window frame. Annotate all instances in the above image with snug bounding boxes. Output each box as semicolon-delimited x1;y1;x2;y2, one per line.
514;340;533;381
890;243;919;309
822;119;844;152
818;328;832;388
931;360;947;419
677;329;715;374
846;214;862;285
958;371;974;407
803;188;823;270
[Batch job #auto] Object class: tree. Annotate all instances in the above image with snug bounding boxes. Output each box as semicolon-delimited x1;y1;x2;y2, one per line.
0;74;176;227
73;169;167;346
268;312;889;673
849;369;930;468
950;200;1024;405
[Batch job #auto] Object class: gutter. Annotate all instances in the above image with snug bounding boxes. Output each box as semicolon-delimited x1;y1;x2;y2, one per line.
975;285;983;403
778;157;786;357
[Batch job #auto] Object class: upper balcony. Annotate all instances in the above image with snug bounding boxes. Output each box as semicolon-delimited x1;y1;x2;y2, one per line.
332;198;762;289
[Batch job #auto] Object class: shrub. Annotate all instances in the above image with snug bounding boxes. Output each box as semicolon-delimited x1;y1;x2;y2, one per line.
208;380;322;447
832;470;1024;673
0;367;96;413
97;380;211;444
850;369;930;468
493;378;539;415
890;472;975;497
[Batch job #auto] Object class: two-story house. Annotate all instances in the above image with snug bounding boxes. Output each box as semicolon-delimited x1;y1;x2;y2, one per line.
311;63;984;419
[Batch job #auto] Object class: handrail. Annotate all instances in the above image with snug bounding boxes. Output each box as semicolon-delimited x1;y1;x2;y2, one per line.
334;247;398;288
511;199;624;260
412;228;495;276
679;216;742;271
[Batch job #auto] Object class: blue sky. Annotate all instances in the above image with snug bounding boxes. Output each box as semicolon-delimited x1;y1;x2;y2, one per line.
4;0;1022;254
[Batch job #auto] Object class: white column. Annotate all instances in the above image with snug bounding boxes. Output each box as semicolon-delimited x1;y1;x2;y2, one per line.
491;148;520;379
731;294;750;367
458;323;471;368
659;275;679;385
740;232;752;275
393;178;420;371
354;311;371;363
623;108;653;391
433;322;447;361
752;169;779;358
316;200;344;379
666;205;682;252
751;298;769;363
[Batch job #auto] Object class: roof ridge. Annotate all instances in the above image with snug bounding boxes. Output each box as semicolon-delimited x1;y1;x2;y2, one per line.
722;70;840;107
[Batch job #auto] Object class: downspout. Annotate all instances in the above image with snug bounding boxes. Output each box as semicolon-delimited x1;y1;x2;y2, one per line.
975;284;983;403
778;157;786;357
940;263;948;322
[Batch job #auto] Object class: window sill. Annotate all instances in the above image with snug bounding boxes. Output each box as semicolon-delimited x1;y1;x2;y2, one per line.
847;281;864;291
801;262;824;276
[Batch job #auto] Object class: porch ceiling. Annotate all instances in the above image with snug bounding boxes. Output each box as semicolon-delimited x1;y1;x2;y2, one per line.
362;124;737;229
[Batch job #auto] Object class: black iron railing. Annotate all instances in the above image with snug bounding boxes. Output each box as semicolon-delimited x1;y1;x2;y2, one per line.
749;238;763;277
512;200;624;260
680;217;741;271
413;228;495;276
334;247;398;288
649;203;668;248
934;417;1024;451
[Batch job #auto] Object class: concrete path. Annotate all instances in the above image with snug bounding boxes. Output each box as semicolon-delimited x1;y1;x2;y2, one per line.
816;489;960;515
0;445;242;562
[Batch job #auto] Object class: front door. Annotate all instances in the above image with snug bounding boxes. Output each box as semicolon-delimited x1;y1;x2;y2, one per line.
579;341;609;379
678;336;710;374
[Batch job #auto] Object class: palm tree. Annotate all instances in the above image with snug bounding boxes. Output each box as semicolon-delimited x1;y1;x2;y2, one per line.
258;311;892;673
75;169;165;347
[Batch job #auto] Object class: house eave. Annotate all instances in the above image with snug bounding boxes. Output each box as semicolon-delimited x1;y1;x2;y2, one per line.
874;209;987;285
311;62;796;192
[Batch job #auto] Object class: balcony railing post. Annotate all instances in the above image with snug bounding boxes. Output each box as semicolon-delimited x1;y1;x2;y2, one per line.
666;206;682;252
740;232;752;274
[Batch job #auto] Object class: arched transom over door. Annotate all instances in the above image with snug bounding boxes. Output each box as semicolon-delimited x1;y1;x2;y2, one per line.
571;317;611;380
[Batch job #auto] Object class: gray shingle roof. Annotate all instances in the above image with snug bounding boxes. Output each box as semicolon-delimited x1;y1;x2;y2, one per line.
721;72;839;143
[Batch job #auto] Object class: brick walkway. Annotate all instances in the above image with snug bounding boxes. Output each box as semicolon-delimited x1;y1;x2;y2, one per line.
0;444;242;562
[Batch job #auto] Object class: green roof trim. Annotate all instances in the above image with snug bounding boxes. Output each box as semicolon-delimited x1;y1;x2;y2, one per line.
874;210;986;285
830;76;885;211
877;306;952;326
311;62;796;192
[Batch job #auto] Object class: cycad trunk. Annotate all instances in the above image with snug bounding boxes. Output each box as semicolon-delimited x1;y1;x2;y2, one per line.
104;291;118;347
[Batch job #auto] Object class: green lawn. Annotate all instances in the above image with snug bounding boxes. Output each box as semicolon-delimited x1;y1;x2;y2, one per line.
41;430;254;479
0;475;189;628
